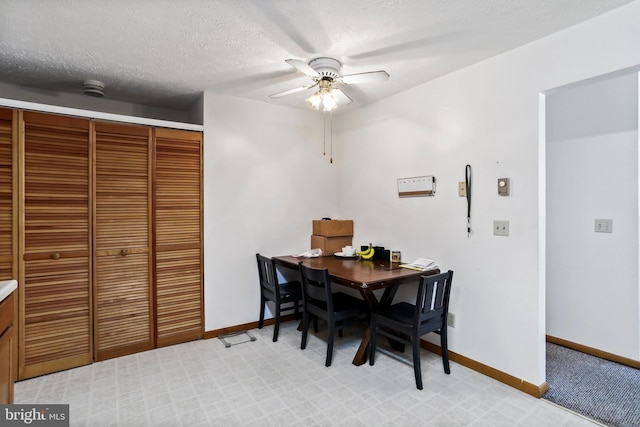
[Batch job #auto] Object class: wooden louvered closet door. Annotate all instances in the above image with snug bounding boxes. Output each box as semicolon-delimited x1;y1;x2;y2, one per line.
20;112;92;379
0;108;17;395
93;122;153;361
154;128;203;347
0;109;15;281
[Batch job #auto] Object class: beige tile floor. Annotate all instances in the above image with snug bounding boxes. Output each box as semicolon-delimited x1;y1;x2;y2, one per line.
15;322;603;427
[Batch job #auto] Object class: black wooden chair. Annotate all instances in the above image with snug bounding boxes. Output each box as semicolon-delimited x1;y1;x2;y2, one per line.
369;270;454;390
256;254;302;342
298;262;368;367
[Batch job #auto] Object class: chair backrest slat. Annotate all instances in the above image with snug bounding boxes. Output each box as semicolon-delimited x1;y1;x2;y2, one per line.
298;262;333;312
256;254;280;297
415;270;454;327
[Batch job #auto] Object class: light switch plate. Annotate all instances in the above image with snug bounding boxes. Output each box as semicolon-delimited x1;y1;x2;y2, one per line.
594;219;613;233
458;182;466;197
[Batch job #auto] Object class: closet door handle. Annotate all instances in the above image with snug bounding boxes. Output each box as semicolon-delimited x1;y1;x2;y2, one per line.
120;249;128;257
51;252;61;260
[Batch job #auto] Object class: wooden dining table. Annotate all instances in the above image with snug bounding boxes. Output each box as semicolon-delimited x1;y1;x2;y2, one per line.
272;255;440;366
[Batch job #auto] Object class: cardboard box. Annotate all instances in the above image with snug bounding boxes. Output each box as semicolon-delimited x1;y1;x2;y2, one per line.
311;235;353;256
312;220;354;237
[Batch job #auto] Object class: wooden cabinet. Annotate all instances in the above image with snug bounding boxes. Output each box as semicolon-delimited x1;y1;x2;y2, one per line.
20;112;93;379
1;292;15;404
154;129;203;346
93;122;154;360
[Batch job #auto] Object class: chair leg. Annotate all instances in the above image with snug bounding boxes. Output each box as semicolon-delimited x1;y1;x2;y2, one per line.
301;311;310;350
326;323;335;367
272;304;280;342
412;334;423;390
440;328;450;374
258;296;266;329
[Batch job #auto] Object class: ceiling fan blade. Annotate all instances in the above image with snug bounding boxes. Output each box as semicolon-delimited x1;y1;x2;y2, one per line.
269;83;317;99
341;70;390;85
332;88;353;105
285;59;320;77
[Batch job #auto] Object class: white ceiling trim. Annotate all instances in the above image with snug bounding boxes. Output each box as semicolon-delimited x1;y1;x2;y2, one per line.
0;98;204;132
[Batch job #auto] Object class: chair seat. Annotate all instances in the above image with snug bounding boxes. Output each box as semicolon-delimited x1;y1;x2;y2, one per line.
308;292;367;318
334;292;368;314
378;301;444;333
280;281;302;300
380;301;414;323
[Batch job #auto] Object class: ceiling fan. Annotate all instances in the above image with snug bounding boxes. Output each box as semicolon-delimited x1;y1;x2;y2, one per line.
269;57;389;111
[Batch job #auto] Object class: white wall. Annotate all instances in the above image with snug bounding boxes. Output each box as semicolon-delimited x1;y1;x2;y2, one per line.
202;94;339;331
334;1;640;386
546;72;639;359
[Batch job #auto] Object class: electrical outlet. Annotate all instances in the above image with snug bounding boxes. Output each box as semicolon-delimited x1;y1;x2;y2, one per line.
447;312;455;328
493;220;510;236
458;182;466;197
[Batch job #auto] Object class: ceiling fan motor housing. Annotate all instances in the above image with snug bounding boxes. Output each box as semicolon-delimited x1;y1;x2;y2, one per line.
309;57;342;81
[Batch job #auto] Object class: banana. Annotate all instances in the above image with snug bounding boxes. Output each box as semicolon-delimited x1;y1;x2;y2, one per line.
360;247;375;260
356;244;372;256
357;244;375;259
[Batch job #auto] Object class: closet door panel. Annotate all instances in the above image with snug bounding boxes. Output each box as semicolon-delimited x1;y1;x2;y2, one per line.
154;129;202;346
156;248;201;339
23;256;90;365
21;111;92;379
94;122;153;360
94;252;150;356
0;109;15;280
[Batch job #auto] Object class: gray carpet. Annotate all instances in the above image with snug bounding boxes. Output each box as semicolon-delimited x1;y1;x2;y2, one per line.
543;343;640;427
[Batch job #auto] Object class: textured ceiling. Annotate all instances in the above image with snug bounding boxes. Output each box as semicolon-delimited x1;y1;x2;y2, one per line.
0;0;635;114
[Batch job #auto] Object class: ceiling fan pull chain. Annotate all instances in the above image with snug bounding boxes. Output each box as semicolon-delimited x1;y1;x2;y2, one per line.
330;110;333;164
323;110;327;156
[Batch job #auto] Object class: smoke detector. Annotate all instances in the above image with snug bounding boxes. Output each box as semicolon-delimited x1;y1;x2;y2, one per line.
83;80;105;97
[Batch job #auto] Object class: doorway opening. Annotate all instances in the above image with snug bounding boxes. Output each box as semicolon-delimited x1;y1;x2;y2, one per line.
542;66;640;425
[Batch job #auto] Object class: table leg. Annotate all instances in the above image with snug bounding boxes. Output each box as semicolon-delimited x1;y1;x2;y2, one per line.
352;285;409;366
351;290;378;366
352;326;371;366
352;286;403;366
378;285;407;351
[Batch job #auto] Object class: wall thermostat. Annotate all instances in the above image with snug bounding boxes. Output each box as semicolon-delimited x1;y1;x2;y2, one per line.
498;178;510;196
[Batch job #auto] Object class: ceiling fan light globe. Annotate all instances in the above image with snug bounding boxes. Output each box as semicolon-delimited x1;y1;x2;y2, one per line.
306;93;321;109
322;94;337;111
